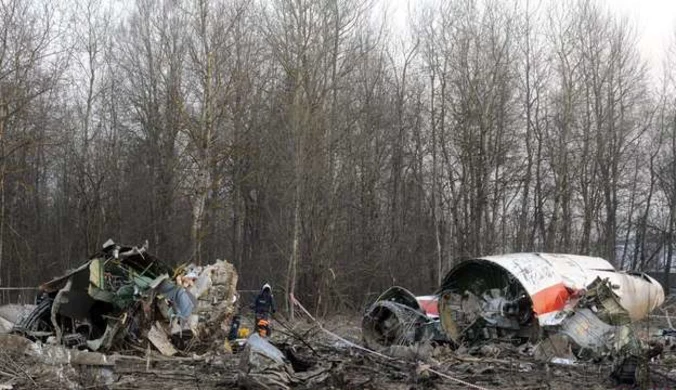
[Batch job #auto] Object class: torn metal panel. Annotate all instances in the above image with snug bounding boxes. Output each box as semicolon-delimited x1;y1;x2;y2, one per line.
237;334;332;389
237;334;293;390
40;262;91;293
86;319;123;351
148;322;178;356
533;334;574;362
557;308;616;357
53;269;95;320
579;278;632;325
593;272;664;322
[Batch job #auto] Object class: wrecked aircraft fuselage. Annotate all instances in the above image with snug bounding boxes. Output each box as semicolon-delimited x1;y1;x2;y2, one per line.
362;287;444;350
363;253;665;360
437;253;664;358
12;239;238;353
13;240;174;349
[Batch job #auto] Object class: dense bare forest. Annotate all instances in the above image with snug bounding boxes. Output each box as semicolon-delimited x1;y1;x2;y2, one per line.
0;0;675;314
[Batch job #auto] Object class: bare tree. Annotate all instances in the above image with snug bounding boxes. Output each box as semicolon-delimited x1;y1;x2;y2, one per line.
0;0;65;292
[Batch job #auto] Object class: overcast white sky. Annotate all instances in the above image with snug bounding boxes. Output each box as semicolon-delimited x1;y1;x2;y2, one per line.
613;0;676;67
385;0;676;80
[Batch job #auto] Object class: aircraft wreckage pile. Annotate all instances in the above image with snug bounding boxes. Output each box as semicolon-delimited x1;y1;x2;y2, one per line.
1;246;676;389
11;239;239;355
364;254;664;355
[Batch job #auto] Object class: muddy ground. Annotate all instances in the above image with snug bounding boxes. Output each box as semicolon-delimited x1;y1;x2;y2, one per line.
1;314;676;390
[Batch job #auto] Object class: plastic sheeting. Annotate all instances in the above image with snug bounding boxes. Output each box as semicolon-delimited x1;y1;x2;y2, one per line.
156;280;197;319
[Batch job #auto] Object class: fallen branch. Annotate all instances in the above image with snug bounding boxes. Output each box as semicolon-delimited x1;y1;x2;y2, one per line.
115;368;199;379
452;355;520;365
111;352;209;363
0;351;37;387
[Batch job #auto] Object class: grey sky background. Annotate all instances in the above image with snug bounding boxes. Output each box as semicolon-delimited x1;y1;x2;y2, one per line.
384;0;676;82
614;0;676;74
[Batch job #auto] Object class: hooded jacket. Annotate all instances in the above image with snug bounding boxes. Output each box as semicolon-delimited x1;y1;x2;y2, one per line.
253;284;276;316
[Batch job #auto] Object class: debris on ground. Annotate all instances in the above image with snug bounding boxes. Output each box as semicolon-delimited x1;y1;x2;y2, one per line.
237;333;294;389
362;252;672;387
0;333;115;389
3;308;676;389
5;249;676;389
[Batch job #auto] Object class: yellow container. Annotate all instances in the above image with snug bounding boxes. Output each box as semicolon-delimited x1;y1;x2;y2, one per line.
238;327;251;338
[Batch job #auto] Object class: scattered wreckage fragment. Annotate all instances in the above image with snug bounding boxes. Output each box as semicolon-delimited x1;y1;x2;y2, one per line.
362;286;445;350
0;304;34;334
12;239;238;355
437;253;664;359
0;333;116;388
237;333;332;390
